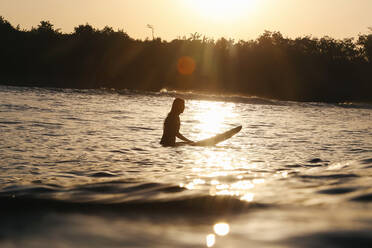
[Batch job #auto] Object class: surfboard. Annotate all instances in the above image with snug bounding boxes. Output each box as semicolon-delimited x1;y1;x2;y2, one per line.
176;126;242;147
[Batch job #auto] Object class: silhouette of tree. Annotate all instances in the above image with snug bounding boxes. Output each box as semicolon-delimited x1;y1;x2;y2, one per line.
36;21;57;33
74;24;95;37
358;33;372;61
0;16;13;32
0;16;370;102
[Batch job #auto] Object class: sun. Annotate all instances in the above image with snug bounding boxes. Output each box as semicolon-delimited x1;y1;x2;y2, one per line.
187;0;257;21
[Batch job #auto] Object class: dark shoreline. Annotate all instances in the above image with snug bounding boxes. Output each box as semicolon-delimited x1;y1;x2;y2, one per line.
1;16;371;103
2;82;372;105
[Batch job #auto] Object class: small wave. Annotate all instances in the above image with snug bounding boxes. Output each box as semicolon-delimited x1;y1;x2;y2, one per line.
307;158;327;163
348;148;371;154
0;103;53;113
132;147;146;152
0;121;22;125
351;193;372;202
285;162;328;168
110;150;129;154
128;126;155;131
302;164;327;168
43;133;64;137
90;172;118;178
63;116;87;122
0;194;268;216
337;102;372;110
299;174;359;180
361;158;372;165
0;181;269;215
54;160;81;164
284;230;372;248
157;88;282;105
31;121;63;127
0;104;30;112
1;185;60;195
317;187;358;195
360;158;372;168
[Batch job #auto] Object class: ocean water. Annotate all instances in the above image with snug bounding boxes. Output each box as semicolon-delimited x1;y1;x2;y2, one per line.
0;85;371;248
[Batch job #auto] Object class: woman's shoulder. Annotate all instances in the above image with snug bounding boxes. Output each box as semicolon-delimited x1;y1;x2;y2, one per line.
165;113;180;124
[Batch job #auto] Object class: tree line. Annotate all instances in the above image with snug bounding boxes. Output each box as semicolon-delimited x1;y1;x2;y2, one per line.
1;16;371;102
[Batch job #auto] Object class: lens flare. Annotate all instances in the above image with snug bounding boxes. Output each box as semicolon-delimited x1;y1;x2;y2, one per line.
177;56;196;75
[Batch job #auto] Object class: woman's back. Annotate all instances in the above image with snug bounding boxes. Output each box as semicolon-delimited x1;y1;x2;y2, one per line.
160;113;180;146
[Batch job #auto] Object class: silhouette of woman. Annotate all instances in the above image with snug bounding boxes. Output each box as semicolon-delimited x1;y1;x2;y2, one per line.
160;98;194;146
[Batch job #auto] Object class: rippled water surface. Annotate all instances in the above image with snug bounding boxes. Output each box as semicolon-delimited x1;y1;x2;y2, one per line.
0;85;371;247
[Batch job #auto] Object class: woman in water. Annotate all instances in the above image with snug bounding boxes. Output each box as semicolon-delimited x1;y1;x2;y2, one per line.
160;98;194;146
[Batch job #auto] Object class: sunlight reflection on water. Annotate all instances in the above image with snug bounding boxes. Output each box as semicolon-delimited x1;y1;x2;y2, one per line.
179;100;267;201
206;234;216;247
214;223;230;236
189;100;238;140
206;223;231;247
1;86;372;248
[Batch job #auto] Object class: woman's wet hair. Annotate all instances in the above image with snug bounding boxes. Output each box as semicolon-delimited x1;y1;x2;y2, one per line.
171;98;185;114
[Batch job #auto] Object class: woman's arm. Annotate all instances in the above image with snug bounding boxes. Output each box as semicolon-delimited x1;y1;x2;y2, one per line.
176;132;194;143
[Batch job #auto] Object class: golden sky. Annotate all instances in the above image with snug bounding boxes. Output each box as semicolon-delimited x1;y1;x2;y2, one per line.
1;0;371;40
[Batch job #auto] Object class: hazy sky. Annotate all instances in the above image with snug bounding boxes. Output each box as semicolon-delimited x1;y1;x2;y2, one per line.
1;0;371;40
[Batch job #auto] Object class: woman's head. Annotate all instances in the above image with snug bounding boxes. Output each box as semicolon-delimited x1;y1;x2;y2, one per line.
170;98;185;114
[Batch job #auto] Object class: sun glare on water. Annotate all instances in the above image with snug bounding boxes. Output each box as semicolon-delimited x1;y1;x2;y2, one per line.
189;100;238;140
187;0;257;21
